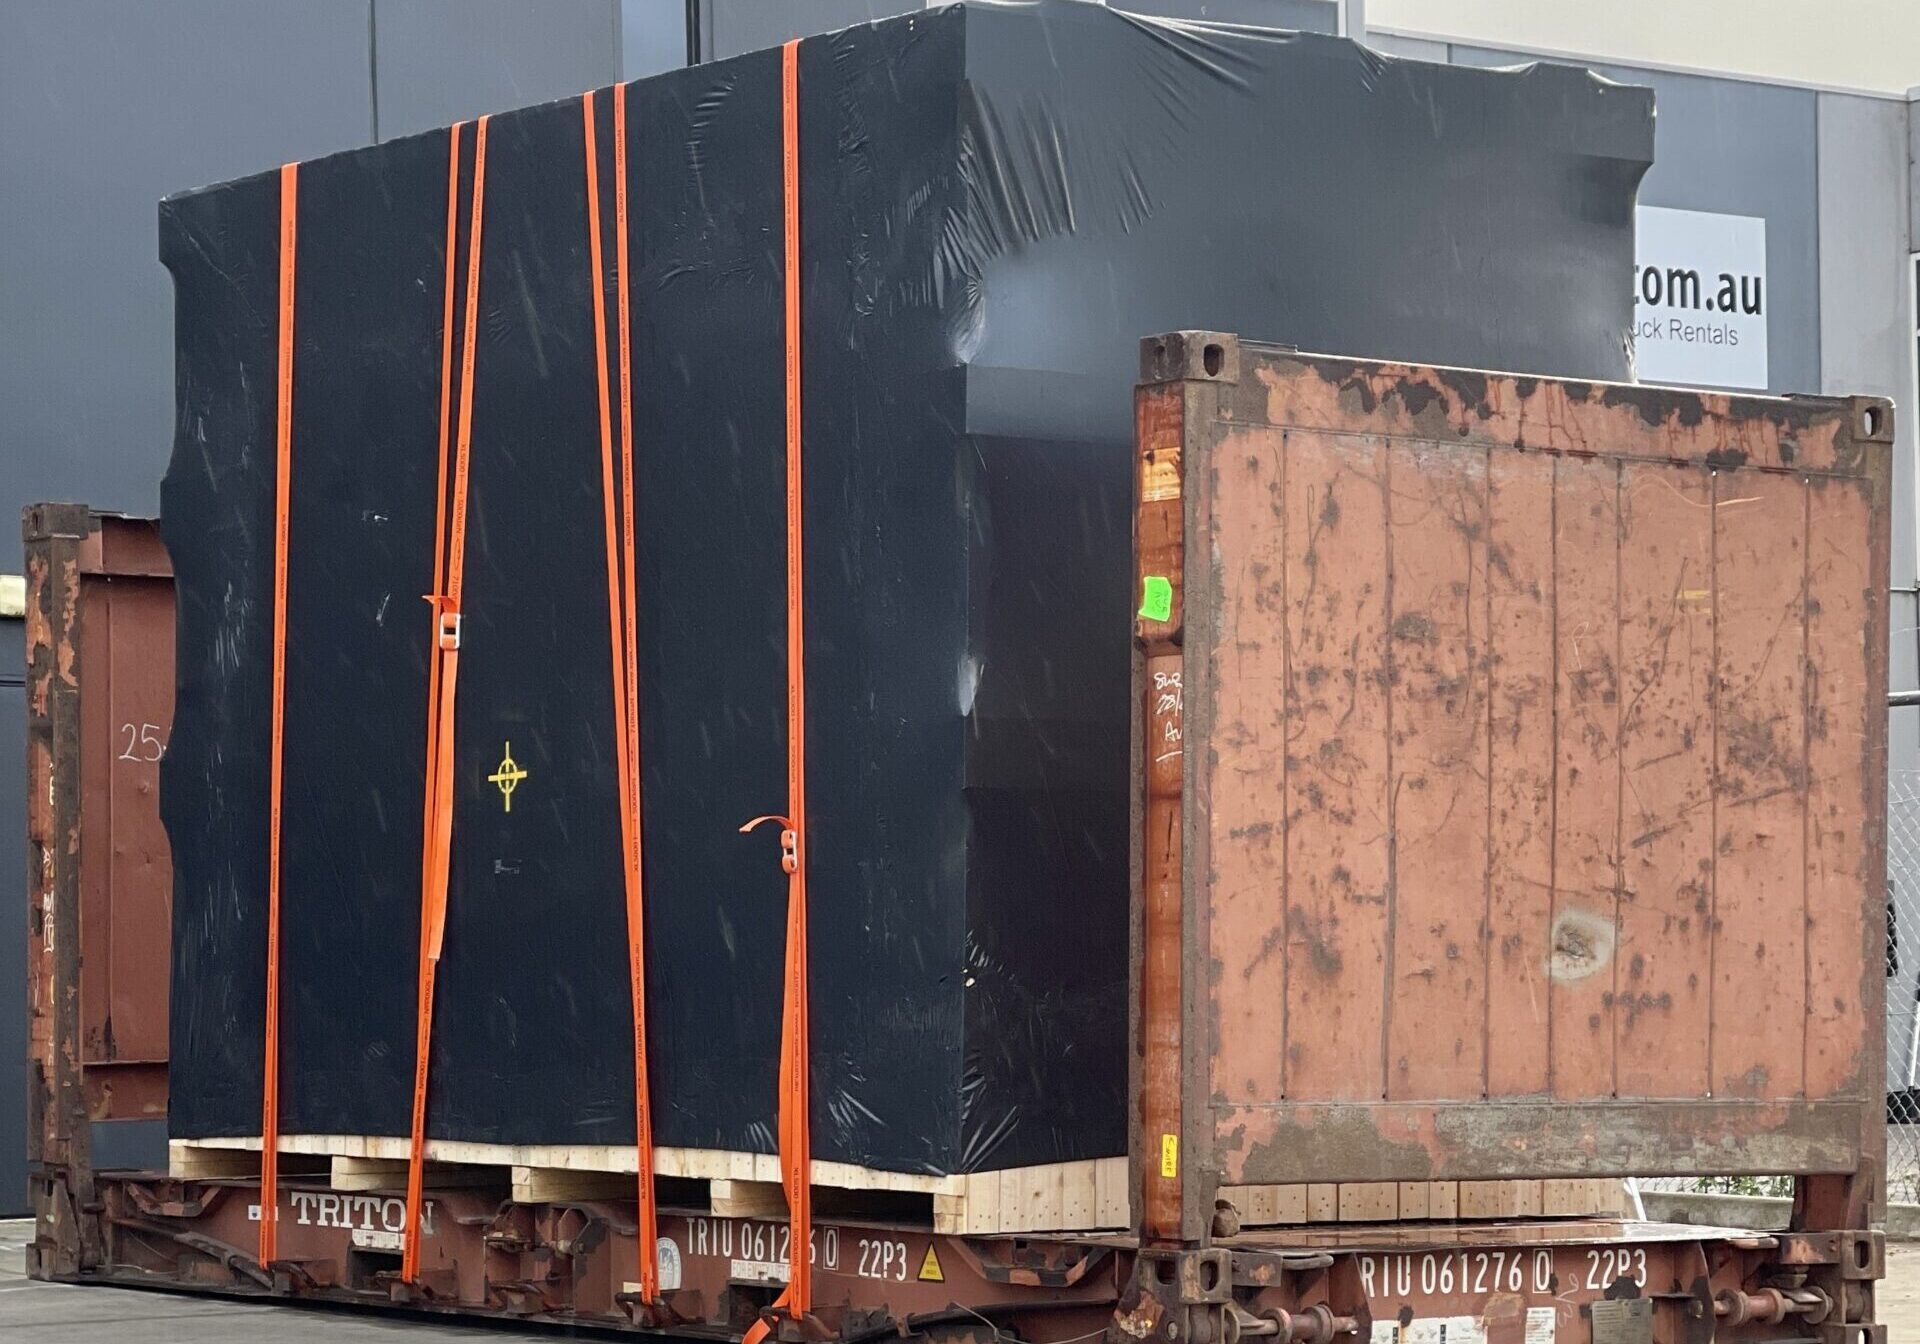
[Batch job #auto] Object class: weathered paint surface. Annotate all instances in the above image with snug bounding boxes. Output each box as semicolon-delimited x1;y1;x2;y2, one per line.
1484;448;1555;1098
26;506;173;1262
1277;429;1391;1104
75;522;174;1082
1614;462;1713;1098
1174;347;1890;1188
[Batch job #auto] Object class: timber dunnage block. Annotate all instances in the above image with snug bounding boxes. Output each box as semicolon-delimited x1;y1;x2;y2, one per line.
330;1156;500;1193
1217;1180;1625;1227
168;1141;326;1181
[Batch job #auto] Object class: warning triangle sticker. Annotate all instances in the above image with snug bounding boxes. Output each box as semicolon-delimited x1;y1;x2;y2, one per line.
917;1244;944;1283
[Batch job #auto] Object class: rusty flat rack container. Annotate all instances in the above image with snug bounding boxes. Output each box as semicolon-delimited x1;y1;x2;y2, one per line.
1129;335;1893;1256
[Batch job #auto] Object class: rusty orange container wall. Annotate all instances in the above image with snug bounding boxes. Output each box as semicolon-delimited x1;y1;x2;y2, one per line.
26;506;174;1267
1131;336;1892;1245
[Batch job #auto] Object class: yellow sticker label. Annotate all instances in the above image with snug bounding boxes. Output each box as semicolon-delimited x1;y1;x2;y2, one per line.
489;742;529;812
1160;1133;1179;1179
917;1244;944;1282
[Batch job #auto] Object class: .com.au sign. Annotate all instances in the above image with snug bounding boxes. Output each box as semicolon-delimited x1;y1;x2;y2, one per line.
1633;205;1768;390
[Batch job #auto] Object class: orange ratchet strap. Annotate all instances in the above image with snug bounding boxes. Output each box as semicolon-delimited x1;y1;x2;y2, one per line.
584;85;662;1300
260;159;297;1267
402;113;489;1284
740;38;812;1343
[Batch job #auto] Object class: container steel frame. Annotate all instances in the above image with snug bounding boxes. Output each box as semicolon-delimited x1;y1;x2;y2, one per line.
1119;335;1891;1344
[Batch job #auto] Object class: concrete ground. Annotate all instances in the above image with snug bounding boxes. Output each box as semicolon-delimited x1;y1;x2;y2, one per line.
1884;1243;1920;1337
1;1216;1916;1338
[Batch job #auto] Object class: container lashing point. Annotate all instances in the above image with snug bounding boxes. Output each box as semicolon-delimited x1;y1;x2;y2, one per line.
1715;1286;1832;1327
1225;1306;1358;1344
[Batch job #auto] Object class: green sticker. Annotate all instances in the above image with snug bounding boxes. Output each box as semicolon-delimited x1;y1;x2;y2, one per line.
1139;575;1173;623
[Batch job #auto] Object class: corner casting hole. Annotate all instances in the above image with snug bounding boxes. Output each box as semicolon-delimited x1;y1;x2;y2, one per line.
1203;343;1224;377
1153;340;1168;368
1862;405;1884;439
1856;1237;1872;1271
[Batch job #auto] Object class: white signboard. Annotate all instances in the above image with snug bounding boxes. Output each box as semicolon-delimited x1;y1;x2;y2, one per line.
1632;205;1768;390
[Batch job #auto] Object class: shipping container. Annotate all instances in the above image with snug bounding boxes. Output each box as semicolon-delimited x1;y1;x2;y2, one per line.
27;340;1891;1341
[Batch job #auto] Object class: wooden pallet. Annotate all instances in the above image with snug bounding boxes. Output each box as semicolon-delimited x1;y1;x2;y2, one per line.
169;1139;1627;1234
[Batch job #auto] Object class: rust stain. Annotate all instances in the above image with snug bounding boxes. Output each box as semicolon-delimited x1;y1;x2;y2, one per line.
1803;475;1875;1099
1548;909;1615;983
1551;454;1620;1099
1615;463;1713;1094
1711;470;1808;1099
1252;358;1853;474
57;556;79;687
1385;441;1489;1101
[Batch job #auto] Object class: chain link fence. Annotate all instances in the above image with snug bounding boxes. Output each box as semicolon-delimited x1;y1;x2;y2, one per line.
1884;771;1920;1205
1635;772;1920;1205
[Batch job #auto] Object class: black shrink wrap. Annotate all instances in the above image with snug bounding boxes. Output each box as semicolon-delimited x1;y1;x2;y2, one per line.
161;2;1651;1174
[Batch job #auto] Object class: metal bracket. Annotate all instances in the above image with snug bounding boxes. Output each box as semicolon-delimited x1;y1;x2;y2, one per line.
1765;1213;1882;1343
1111;1248;1358;1344
1229;1249;1333;1289
1137;1247;1232;1307
1846;395;1895;445
1139;332;1241;386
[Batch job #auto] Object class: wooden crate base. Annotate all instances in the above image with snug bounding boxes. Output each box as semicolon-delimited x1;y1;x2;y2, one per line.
330;1155;504;1192
1218;1178;1629;1225
168;1140;1628;1234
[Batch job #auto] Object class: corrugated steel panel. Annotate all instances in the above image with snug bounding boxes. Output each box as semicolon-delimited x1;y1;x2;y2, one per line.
1131;336;1891;1242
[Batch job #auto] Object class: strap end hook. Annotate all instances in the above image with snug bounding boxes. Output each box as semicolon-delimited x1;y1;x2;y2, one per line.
741;814;799;874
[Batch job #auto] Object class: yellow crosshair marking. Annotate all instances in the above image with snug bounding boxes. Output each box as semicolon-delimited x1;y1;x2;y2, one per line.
488;742;528;812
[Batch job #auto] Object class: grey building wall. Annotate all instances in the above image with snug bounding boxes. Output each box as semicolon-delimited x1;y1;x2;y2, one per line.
1814;92;1920;1090
1452;44;1823;397
1106;0;1333;29
0;2;373;551
1910;97;1920;256
0;0;624;553
623;0;688;77
0;0;625;1218
1817;94;1918;587
1364;30;1447;62
375;0;619;140
701;0;915;57
696;0;1335;61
